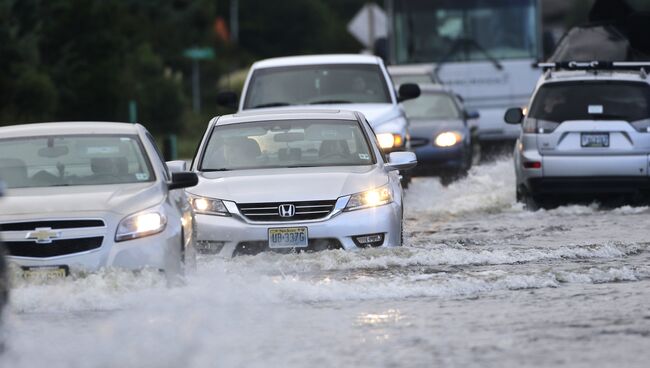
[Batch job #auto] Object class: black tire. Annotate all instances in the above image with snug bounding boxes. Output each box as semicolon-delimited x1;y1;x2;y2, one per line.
471;140;482;166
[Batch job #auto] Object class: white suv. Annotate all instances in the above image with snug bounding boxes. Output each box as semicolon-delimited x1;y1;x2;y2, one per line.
505;61;650;209
218;54;420;154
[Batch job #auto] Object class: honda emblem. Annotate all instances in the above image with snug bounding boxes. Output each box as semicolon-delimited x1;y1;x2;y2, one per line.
278;204;296;217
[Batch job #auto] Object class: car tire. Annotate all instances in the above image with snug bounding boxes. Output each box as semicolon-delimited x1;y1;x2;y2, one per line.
517;187;542;211
471;140;482;166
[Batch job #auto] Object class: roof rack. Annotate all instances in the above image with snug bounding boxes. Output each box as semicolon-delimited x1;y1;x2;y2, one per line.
537;61;650;71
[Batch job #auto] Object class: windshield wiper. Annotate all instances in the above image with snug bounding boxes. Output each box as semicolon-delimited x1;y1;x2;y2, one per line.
201;168;230;172
253;102;292;108
309;100;352;105
433;37;503;81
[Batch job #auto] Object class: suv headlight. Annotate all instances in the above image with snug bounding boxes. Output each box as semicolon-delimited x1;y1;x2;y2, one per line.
189;194;230;216
377;133;404;150
115;206;167;242
434;131;463;147
344;184;393;211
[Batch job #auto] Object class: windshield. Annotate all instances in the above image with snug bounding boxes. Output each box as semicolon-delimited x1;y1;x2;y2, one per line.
200;120;375;171
403;93;461;120
0;135;154;189
392;0;538;64
243;64;391;109
529;82;650;123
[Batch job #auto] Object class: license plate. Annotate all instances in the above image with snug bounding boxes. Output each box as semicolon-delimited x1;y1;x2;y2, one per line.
21;265;69;280
581;133;609;147
268;227;308;249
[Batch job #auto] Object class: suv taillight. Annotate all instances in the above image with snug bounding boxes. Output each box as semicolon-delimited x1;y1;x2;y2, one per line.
523;118;560;134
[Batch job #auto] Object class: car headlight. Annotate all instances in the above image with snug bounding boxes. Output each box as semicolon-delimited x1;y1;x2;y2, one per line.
189;194;230;216
377;133;404;150
115;207;167;242
344;184;393;211
434;131;463;147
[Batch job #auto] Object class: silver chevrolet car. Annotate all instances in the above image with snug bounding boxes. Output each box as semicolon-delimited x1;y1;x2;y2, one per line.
505;61;650;209
187;109;417;256
0;122;198;279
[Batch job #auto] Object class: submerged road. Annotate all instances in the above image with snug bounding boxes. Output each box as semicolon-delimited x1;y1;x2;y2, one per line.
2;159;650;367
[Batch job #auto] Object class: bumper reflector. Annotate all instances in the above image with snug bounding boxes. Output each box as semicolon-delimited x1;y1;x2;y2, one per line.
196;240;225;254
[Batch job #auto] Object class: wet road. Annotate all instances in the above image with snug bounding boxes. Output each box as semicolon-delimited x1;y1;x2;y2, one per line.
2;159;650;367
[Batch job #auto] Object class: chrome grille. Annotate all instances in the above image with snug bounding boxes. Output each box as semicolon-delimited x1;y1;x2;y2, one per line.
0;218;106;258
238;200;337;222
6;237;104;258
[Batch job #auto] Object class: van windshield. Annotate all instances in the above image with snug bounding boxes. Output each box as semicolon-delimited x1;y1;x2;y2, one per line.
0;135;154;189
529;81;650;123
403;93;461;120
200;120;375;171
243;64;392;109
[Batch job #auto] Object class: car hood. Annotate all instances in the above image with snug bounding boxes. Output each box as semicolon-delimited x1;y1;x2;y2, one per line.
0;182;164;218
187;166;388;203
409;118;467;138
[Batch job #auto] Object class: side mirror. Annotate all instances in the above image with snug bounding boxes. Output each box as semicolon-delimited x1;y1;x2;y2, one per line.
465;110;480;120
168;172;198;190
504;107;524;124
166;160;187;174
216;91;238;109
386;151;417;171
397;83;421;102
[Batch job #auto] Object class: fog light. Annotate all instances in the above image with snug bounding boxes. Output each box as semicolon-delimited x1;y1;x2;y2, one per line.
196;240;225;254
353;233;385;248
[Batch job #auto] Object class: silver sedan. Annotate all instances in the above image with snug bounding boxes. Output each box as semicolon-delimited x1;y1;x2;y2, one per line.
186;109;417;256
0;122;198;280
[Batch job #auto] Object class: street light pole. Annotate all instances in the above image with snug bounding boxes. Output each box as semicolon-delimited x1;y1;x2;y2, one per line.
192;58;201;113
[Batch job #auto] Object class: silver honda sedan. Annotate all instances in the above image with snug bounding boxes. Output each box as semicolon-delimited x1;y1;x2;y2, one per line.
0;122;198;279
187;109;417;256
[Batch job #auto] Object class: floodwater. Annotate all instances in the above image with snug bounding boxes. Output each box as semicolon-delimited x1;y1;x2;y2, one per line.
2;159;649;367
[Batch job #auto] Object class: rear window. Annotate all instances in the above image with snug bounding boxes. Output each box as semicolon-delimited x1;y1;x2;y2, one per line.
529;81;650;123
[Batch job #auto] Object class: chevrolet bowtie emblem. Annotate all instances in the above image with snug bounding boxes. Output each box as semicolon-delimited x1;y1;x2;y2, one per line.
25;227;61;244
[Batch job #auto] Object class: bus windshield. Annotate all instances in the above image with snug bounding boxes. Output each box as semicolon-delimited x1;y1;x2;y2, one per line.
392;0;539;64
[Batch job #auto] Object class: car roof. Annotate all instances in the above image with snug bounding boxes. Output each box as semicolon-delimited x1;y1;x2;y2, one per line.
542;70;650;84
215;109;360;125
251;54;382;69
0;122;142;139
387;64;434;75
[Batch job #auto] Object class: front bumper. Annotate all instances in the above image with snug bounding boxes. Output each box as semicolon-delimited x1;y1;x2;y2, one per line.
195;202;402;257
1;212;183;274
412;144;465;173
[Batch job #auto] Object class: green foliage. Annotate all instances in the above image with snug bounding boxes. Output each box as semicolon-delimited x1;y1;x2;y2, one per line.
0;0;375;142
